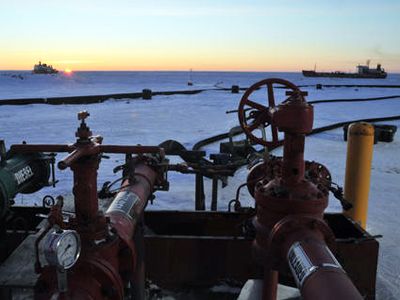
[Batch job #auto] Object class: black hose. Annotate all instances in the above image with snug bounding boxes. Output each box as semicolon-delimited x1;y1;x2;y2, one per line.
281;84;400;89
309;95;400;104
226;95;400;115
193;115;400;152
309;115;400;136
0;88;223;106
193;132;232;151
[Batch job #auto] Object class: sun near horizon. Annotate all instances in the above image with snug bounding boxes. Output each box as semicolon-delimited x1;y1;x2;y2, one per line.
1;1;399;73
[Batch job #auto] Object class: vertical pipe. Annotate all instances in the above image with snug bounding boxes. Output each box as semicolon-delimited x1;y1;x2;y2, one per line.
71;157;99;224
262;269;278;300
106;162;158;299
282;133;305;185
132;224;145;300
211;176;218;211
195;174;205;210
344;122;374;229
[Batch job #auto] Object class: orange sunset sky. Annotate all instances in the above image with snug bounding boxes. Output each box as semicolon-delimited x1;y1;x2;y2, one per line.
1;1;399;72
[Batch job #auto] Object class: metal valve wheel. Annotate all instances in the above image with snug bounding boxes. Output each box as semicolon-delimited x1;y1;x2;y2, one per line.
237;78;300;147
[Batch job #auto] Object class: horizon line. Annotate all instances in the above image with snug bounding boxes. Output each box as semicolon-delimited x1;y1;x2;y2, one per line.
0;69;303;73
2;69;400;74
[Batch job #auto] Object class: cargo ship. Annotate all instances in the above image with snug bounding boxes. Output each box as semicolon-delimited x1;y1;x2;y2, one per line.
303;61;387;79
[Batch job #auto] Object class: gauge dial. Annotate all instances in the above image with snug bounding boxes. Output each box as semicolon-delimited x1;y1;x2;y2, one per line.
44;229;81;269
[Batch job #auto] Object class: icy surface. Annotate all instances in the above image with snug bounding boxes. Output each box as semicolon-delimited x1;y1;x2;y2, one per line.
0;71;399;299
1;71;400;99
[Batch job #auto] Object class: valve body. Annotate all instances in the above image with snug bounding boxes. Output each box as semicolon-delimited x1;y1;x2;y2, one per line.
245;87;363;300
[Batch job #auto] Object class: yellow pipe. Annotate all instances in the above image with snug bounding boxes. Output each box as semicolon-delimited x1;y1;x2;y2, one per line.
343;122;374;229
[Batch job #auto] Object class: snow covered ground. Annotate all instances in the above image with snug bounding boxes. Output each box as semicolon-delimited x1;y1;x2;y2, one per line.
0;71;399;299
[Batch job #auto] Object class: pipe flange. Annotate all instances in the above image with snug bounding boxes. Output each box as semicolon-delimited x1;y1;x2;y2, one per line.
265;215;336;270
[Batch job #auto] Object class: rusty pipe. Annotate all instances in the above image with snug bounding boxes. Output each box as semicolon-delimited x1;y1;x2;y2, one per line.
286;237;363;300
99;145;164;156
57;145;164;170
262;270;278;300
70;155;101;225
58;145;101;170
105;162;158;299
58;148;87;170
105;161;158;254
106;163;157;229
9;144;72;154
282;133;305;185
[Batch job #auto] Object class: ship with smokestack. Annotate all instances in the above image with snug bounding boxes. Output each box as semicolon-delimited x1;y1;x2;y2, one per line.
302;60;387;79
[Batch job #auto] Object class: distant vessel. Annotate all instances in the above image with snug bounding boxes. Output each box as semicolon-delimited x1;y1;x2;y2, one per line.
33;61;58;74
187;68;193;86
302;60;387;79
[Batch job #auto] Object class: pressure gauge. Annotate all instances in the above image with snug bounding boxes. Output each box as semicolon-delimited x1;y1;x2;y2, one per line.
44;229;81;269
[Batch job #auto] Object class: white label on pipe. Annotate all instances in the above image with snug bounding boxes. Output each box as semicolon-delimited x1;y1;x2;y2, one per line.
106;191;140;219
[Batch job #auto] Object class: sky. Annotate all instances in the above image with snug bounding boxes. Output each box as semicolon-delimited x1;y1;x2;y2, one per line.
0;0;399;72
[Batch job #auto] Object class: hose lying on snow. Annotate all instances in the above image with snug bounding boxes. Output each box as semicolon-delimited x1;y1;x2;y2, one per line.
193;115;400;152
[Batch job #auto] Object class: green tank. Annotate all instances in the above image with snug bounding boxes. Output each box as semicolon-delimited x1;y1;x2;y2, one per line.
0;150;51;219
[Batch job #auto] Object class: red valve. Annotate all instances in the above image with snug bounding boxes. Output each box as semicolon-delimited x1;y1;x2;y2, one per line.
237;78;300;148
243;78;363;300
10;112;169;300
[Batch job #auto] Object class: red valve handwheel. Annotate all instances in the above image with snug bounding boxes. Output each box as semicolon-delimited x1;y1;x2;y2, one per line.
238;78;300;147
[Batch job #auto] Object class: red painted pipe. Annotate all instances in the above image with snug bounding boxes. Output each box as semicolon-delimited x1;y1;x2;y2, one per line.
106;162;158;299
27;114;165;299
106;162;157;239
286;236;363;300
247;87;363;300
35;160;158;300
